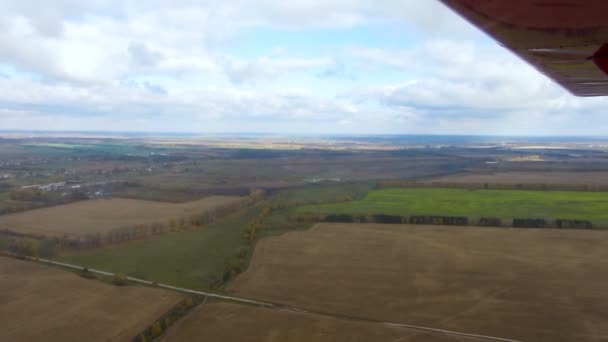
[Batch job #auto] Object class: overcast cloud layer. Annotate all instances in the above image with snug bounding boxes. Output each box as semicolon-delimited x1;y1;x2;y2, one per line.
0;0;606;135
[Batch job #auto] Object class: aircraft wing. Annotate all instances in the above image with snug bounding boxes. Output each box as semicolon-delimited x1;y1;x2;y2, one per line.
439;0;608;96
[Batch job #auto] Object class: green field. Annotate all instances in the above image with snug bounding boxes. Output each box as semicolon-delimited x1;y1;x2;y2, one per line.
24;142;156;157
296;188;608;224
277;182;374;203
57;206;259;290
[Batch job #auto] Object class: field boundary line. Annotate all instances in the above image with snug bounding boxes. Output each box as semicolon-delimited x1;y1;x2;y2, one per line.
5;253;522;342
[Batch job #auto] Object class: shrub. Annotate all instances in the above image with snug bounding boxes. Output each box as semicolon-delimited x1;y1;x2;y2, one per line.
151;321;163;338
555;219;592;229
325;214;354;223
38;239;59;258
409;215;468;226
184;297;194;307
112;273;129;286
512;218;546;228
479;217;502;227
372;214;402;224
163;317;172;329
79;267;97;279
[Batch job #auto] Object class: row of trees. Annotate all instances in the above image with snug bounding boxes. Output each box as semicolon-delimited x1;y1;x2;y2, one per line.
214;200;276;290
409;216;469;225
9;188;50;202
4;189;269;256
207;188;373;292
512;218;546;228
207;189;308;291
378;180;608;192
135;296;199;342
555;219;593;229
292;213;593;229
293;213;469;225
4;236;58;258
73;195;262;249
1;188;90;216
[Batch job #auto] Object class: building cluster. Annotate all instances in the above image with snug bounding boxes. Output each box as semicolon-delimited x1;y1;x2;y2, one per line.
21;181;83;192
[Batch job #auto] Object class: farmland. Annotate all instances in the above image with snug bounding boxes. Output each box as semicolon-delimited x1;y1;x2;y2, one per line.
162;302;475;342
4;134;608;341
55;183;375;289
57;205;260;289
296;187;608;224
0;196;244;238
0;256;182;342
230;223;608;342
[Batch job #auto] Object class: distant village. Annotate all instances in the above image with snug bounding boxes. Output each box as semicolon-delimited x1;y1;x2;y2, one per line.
20;181;118;198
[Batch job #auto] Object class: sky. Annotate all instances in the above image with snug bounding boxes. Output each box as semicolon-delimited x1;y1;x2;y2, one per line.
1;0;607;136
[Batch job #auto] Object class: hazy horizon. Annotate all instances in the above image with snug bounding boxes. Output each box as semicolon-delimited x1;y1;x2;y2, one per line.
3;129;608;143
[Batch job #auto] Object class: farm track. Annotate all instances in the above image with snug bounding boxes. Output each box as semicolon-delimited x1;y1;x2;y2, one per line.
7;253;521;342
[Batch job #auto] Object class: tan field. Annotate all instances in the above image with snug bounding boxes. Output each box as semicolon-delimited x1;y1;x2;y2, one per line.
0;257;182;341
432;171;608;186
162;302;478;342
230;223;608;342
0;196;242;237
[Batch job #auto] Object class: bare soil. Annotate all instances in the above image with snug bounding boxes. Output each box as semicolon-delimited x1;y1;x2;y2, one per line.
0;257;182;342
162;302;476;342
0;196;242;237
230;223;608;342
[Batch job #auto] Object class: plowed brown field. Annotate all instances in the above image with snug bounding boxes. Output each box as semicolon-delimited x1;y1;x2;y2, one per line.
0;196;242;237
0;257;182;342
230;223;608;342
162;302;476;342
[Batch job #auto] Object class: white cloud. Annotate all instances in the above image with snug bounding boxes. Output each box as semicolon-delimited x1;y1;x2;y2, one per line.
0;0;606;135
0;0;476;82
221;55;332;84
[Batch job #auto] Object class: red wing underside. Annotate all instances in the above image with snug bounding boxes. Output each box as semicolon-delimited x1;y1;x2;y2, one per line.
439;0;608;96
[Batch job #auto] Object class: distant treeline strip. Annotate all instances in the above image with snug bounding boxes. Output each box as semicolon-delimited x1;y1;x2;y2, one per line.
292;213;593;230
379;180;608;192
0;188;91;216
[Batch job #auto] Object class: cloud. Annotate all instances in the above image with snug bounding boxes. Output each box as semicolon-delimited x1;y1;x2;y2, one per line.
0;1;607;135
128;42;163;68
221;55;332;84
0;0;476;82
317;61;356;80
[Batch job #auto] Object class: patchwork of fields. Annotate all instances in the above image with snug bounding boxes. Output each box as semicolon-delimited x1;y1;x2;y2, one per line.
230;223;608;342
0;196;243;238
0;257;182;342
296;188;608;224
4;182;608;341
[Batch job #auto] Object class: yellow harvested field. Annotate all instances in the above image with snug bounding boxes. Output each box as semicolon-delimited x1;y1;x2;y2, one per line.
162;302;474;342
230;223;608;342
0;196;243;237
0;257;182;342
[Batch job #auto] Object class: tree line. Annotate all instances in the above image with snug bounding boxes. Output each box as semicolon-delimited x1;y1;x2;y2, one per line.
1;188;90;216
134;296;200;342
3;189;268;257
292;213;593;229
73;192;264;250
378;180;608;192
